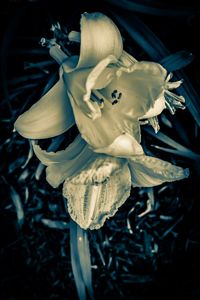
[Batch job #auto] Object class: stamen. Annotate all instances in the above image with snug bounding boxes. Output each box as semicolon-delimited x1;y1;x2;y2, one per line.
164;74;186;115
148;116;160;133
91;91;105;108
165;101;176;115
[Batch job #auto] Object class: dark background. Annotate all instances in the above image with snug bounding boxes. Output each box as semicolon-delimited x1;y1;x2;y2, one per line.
1;1;200;299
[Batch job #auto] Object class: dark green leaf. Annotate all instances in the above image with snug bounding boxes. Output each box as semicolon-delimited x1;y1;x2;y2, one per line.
160;51;194;72
106;0;200;16
70;220;93;300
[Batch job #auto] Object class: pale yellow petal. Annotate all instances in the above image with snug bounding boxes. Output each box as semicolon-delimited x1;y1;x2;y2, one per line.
140;94;166;119
63;162;131;230
32;135;86;166
63;55;118;120
100;61;167;118
64;69;102;120
84;54;118;104
129;155;189;187
93;133;144;157
32;135;98;188
14;78;75;139
61;12;124;120
77;12;123;69
68;155;125;185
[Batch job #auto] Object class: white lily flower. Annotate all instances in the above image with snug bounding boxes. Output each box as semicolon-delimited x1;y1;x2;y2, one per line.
14;12;189;230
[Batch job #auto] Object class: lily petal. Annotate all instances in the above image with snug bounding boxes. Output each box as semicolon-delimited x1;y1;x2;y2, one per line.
32;135;98;188
140;94;166;119
77;12;123;69
65;54;118;120
32;135;86;165
129;155;189;187
69;155;125;185
63;162;131;230
14;77;75;139
100;61;167;117
61;12;124;120
83;54;118;113
93;133;144;157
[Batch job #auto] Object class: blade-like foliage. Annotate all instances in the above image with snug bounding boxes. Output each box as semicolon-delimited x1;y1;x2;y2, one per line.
144;126;200;161
160;51;194;72
105;0;200;16
70;220;86;300
70;220;93;300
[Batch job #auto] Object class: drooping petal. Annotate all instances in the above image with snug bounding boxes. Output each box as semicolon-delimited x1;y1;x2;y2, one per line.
32;135;86;165
63;161;131;230
14;77;75;139
32;135;98;188
129;155;189;187
33;131;132;229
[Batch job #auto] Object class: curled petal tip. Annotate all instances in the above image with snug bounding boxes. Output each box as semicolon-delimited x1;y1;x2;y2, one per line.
77;12;123;68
